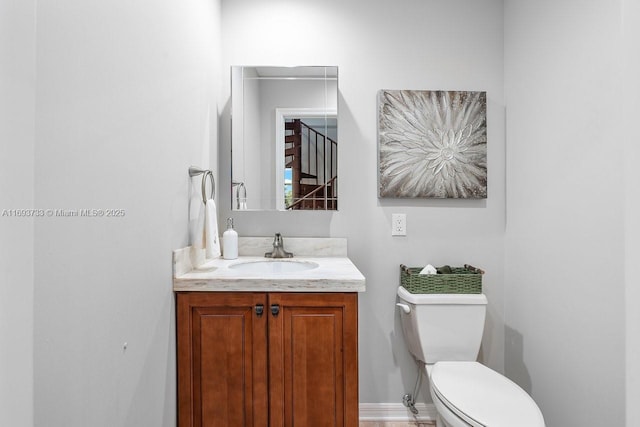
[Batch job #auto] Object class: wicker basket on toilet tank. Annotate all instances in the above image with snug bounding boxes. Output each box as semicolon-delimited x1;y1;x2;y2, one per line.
400;264;484;294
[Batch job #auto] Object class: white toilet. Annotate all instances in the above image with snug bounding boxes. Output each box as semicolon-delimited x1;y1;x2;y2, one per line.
397;286;545;427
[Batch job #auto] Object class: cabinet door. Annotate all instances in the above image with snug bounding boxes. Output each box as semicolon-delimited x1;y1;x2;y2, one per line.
268;293;358;427
177;292;268;427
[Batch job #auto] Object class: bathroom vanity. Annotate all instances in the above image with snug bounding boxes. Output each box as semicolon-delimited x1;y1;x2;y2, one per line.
173;238;365;427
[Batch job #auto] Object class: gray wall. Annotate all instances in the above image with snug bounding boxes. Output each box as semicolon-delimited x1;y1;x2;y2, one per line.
504;1;628;425
623;2;640;425
31;0;221;425
220;0;506;404
0;0;36;425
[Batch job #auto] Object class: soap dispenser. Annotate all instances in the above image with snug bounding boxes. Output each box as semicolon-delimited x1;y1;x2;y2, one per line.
223;218;238;260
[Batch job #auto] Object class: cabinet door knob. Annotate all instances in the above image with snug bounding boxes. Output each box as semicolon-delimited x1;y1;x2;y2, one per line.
270;304;280;316
255;304;264;317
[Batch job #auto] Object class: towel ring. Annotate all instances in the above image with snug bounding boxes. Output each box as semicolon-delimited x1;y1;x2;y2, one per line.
233;182;247;209
189;166;215;204
201;171;215;203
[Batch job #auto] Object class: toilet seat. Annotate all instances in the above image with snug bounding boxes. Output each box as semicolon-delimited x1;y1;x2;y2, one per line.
430;361;545;427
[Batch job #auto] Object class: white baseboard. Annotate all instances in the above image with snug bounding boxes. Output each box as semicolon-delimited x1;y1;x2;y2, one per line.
359;402;437;422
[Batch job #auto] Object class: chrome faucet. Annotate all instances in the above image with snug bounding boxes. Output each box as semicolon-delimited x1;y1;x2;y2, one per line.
264;233;293;258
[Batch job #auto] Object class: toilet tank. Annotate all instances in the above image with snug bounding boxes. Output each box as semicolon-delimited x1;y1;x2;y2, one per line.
397;286;487;364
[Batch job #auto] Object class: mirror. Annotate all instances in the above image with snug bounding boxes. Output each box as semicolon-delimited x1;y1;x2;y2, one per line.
231;66;338;211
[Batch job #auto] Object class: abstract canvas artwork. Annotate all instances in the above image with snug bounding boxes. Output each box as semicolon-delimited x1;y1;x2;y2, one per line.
378;90;487;198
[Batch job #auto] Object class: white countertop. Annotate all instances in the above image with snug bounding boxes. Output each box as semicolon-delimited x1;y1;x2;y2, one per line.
172;241;366;293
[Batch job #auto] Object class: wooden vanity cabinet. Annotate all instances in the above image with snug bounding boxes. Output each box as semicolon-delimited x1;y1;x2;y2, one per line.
176;291;358;427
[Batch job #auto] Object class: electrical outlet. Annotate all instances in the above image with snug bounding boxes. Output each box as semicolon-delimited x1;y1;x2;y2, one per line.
392;213;406;236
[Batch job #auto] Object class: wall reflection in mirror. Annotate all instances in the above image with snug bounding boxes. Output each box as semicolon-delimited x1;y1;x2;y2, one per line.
231;66;338;211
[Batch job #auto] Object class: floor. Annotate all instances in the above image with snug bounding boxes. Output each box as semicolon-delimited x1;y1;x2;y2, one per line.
359;422;435;427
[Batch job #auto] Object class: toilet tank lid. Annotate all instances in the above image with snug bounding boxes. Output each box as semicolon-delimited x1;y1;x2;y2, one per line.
397;286;488;305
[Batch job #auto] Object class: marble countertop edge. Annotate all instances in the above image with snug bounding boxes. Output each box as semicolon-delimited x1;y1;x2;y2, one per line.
173;280;366;293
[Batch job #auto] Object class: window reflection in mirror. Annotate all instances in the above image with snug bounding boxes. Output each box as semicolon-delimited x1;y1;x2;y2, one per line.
231;66;338;211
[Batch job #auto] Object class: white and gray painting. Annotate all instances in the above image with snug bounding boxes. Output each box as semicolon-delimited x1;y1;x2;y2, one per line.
378;90;487;198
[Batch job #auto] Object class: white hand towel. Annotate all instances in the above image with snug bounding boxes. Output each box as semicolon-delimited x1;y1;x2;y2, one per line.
204;198;221;259
191;203;205;249
419;264;437;275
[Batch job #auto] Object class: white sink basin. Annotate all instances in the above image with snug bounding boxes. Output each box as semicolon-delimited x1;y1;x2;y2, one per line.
229;260;319;274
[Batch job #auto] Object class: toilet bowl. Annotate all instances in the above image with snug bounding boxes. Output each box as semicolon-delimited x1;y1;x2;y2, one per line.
428;361;544;427
397;286;545;427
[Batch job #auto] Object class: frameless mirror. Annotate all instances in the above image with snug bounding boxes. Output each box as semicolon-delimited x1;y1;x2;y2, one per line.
231;66;338;211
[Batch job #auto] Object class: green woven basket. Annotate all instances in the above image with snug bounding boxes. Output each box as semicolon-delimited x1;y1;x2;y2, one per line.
400;264;484;294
